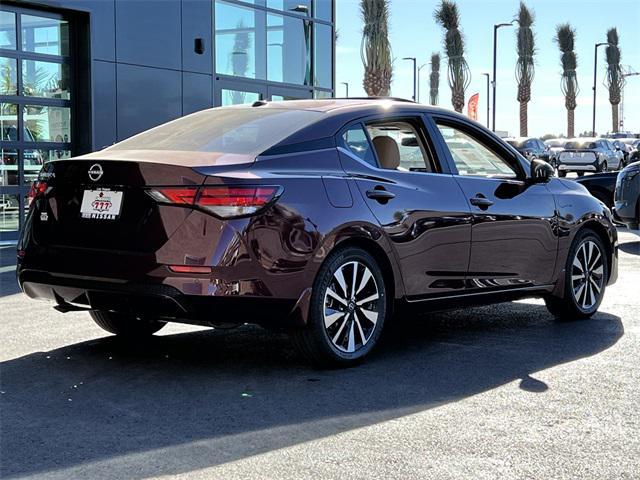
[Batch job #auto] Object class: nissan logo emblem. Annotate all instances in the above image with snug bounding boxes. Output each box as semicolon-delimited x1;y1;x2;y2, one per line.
88;164;104;182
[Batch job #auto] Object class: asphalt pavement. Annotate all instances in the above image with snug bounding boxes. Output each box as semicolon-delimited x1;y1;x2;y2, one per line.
0;230;638;480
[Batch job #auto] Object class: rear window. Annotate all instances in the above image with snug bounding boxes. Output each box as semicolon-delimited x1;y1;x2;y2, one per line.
565;141;597;150
545;139;565;147
105;107;322;157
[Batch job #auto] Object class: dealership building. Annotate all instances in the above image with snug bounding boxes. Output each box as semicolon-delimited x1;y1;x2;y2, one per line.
0;0;335;242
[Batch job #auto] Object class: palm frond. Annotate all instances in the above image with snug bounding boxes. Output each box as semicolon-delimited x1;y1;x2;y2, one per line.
360;0;393;96
515;2;535;98
554;23;579;108
429;52;440;105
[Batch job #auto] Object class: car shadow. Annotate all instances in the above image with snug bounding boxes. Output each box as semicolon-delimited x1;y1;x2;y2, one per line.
619;241;640;255
0;303;623;479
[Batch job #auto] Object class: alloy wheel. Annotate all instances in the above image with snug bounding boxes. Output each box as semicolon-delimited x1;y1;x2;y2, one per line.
571;240;605;310
323;260;380;353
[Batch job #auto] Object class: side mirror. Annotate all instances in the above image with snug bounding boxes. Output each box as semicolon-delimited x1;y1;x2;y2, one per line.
530;158;554;183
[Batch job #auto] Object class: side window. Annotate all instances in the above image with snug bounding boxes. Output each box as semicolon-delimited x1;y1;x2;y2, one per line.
340;124;377;167
436;123;518;179
365;120;434;172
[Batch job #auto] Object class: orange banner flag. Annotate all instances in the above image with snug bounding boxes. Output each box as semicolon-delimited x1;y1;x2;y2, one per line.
467;93;479;121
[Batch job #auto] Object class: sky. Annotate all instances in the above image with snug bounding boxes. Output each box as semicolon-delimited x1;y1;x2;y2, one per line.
335;0;640;137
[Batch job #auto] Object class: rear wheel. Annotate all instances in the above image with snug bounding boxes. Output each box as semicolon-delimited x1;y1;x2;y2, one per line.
545;229;608;320
89;311;166;337
291;247;387;367
558;170;567;178
600;161;608;173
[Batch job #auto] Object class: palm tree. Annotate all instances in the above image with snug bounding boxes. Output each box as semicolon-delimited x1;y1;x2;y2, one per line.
229;20;251;105
515;2;535;136
360;0;392;96
434;0;470;113
554;24;578;138
429;53;440;106
605;28;625;133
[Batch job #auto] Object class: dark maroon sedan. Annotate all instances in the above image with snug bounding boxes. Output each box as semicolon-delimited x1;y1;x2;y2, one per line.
18;99;618;366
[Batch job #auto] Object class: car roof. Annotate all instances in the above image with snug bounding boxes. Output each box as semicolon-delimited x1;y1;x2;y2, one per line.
250;97;450;115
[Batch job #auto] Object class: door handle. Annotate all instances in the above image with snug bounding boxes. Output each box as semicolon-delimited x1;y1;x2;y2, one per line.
366;189;395;203
469;196;494;209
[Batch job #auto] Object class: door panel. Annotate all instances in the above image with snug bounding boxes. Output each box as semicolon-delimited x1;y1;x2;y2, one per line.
339;151;472;298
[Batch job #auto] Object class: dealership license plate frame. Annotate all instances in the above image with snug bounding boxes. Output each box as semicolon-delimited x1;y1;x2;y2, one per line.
80;188;124;220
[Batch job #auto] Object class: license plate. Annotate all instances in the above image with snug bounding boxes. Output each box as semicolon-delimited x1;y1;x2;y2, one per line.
80;189;123;220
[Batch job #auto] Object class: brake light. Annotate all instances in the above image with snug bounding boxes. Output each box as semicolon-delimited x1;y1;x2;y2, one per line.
148;185;280;218
28;180;47;206
168;265;212;274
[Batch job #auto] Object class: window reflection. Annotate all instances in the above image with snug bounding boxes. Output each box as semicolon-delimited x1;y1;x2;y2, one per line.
314;0;332;21
22;60;70;99
221;89;260;106
24;105;71;143
23;149;68;184
0;11;16;49
215;1;262;79
0;193;19;233
267;0;311;15
0;56;17;94
267;13;310;85
0;102;18;141
21;14;69;56
0;149;19;186
314;22;332;88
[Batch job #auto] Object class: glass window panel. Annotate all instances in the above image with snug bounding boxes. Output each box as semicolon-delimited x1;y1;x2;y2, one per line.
24;105;71;143
267;0;311;15
0;149;19;186
367;121;431;171
267;13;310;85
0;193;20;233
0;56;17;94
341;125;376;166
0;102;18;141
221;89;260;106
0;11;16;49
21;14;69;56
21;60;71;99
215;1;262;79
313;89;332;99
23;149;68;184
437;124;516;178
314;0;332;21
314;23;332;88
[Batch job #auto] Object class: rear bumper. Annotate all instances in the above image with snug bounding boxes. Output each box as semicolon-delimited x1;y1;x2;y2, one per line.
558;163;598;172
18;269;306;328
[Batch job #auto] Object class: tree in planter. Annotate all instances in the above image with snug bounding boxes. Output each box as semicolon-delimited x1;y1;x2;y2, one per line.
360;0;393;96
429;53;440;106
434;0;470;113
515;2;535;136
554;23;578;138
229;20;251;105
604;28;625;133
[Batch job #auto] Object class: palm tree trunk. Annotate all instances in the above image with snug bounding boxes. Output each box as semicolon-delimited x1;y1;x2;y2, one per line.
612;104;619;133
567;109;574;138
519;101;528;136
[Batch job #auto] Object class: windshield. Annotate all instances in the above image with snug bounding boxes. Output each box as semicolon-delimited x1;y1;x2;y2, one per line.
106;107;323;157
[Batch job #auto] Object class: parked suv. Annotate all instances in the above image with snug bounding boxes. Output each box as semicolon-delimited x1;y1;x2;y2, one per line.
557;138;622;176
505;137;554;166
614;161;640;229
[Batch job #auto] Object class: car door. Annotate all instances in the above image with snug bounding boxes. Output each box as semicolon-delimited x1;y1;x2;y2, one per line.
428;114;557;290
337;115;472;299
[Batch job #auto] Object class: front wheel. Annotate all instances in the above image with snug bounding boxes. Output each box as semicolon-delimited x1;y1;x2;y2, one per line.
545;229;608;320
558;170;567;178
291;247;387;367
90;311;166;337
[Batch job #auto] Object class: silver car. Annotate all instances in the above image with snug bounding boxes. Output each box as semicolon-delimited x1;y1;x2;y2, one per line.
557;138;623;177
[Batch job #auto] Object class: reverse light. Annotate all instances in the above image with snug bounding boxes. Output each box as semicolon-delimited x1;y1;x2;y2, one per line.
28;180;47;206
147;185;281;218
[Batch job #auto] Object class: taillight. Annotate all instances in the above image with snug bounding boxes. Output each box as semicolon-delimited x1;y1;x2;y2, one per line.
28;180;47;206
148;185;281;218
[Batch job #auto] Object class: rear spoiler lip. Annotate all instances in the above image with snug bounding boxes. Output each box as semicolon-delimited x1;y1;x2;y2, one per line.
70;149;258;168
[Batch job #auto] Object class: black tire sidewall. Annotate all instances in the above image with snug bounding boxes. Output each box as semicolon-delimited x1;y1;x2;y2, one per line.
308;247;387;363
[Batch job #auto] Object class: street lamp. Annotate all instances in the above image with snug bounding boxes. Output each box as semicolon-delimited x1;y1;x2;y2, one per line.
417;63;428;103
492;21;515;132
341;82;349;98
481;72;490;128
592;42;612;136
403;57;417;101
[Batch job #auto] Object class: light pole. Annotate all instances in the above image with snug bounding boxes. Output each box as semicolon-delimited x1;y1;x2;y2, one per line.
341;82;349;98
620;70;639;130
403;57;417;101
417;63;428;103
481;72;490;128
492;21;515;132
592;42;611;136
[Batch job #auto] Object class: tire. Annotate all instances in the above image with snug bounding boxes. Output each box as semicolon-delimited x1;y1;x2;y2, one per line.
291;247;387;367
600;161;608;173
89;310;166;337
577;171;584;177
558;170;567;178
545;229;608;320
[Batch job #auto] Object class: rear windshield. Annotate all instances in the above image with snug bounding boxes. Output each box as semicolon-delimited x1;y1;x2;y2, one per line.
105;107;322;156
545;139;565;147
565;141;597;150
